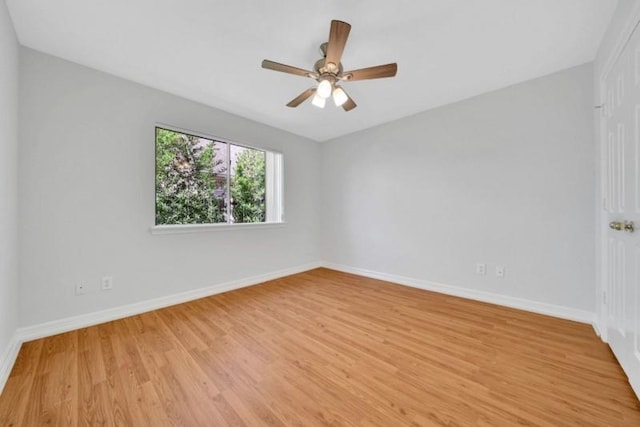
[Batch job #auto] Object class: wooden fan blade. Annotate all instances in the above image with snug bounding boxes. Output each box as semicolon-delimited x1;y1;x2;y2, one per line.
262;60;315;78
342;92;357;112
286;88;316;108
343;63;397;81
325;20;351;70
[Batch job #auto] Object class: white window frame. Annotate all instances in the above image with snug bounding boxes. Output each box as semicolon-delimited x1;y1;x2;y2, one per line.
151;124;285;234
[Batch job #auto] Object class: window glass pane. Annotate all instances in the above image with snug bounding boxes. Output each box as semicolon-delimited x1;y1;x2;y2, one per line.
155;126;280;227
229;145;266;223
155;128;227;225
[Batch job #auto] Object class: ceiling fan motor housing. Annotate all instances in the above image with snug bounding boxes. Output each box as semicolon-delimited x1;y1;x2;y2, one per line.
314;57;343;80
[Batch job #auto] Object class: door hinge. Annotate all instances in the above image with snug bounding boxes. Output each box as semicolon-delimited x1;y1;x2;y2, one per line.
603;290;607;305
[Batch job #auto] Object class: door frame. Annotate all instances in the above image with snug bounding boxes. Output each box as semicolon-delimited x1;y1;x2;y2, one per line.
596;3;640;343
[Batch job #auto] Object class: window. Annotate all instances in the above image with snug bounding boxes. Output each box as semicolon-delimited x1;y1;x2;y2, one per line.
155;126;283;227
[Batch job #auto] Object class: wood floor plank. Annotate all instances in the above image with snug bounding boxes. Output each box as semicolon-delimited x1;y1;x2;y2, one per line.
1;268;639;426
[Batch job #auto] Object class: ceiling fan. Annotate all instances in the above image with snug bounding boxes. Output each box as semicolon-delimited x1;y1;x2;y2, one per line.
261;20;398;112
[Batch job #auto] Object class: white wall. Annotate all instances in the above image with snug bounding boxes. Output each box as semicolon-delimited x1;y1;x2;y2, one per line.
0;0;19;367
321;63;595;312
18;48;320;327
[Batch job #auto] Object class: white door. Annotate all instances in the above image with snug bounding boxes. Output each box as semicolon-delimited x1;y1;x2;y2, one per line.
603;23;640;398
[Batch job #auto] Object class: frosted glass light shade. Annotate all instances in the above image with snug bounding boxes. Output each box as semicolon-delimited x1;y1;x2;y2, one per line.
317;79;332;99
332;87;348;107
312;93;326;108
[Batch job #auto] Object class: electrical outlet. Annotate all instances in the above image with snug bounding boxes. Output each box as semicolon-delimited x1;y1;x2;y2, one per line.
496;265;505;278
101;276;113;291
75;283;88;295
476;263;486;275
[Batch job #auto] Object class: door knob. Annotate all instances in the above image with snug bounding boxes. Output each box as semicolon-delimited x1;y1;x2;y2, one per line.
609;221;634;232
610;221;624;231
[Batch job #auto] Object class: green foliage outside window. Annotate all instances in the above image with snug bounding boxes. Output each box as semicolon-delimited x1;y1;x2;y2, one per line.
155;128;266;225
231;149;266;223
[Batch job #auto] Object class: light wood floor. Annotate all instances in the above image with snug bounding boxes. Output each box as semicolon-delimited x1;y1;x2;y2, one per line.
1;268;639;426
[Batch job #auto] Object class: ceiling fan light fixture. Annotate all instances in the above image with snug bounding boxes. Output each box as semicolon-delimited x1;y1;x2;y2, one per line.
332;86;348;107
311;93;326;108
261;20;397;111
317;79;333;99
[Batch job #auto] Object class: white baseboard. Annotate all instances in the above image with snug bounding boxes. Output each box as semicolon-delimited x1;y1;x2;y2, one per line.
3;260;597;394
1;261;320;394
0;331;22;395
631;378;640;401
321;262;595;324
592;319;606;341
17;261;322;343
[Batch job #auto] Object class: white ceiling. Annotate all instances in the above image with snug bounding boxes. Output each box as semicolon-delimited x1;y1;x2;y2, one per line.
7;0;617;142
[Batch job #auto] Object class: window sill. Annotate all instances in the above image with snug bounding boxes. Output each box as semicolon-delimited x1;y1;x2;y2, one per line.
150;222;286;235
